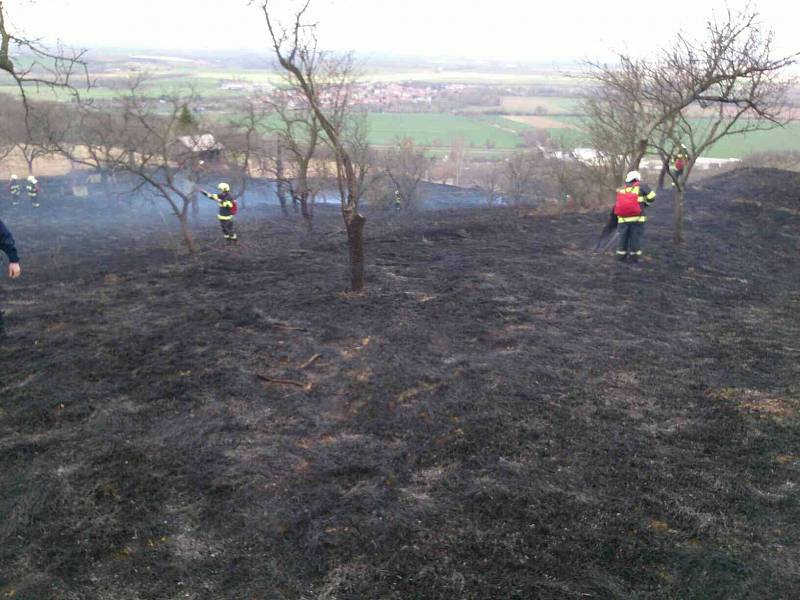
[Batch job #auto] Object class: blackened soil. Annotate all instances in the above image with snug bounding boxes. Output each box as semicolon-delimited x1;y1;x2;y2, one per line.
1;168;799;599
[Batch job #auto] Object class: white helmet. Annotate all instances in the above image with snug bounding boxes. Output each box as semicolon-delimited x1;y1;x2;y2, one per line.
625;170;641;183
217;182;230;193
10;174;17;180
27;175;37;184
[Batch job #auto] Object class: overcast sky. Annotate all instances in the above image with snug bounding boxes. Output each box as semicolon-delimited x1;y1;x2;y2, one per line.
4;0;798;64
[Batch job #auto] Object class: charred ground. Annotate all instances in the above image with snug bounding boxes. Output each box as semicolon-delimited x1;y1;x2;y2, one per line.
0;167;799;599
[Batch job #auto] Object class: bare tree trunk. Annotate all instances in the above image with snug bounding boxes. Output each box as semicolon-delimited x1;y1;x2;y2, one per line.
300;195;313;233
178;214;198;254
101;170;114;203
657;161;668;190
674;188;685;244
344;210;366;291
297;168;313;233
277;183;290;216
627;139;648;172
276;145;290;217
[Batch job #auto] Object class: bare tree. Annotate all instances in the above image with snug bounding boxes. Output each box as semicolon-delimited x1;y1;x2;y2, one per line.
472;161;504;207
0;99;61;174
0;103;13;162
102;81;211;253
503;150;544;205
583;7;796;243
260;0;368;290
248;134;291;216
382;137;431;210
447;136;467;186
650;9;795;242
0;0;90;122
44;102;131;201
266;79;323;231
581;53;661;195
346;114;381;206
218;96;265;211
274;138;291;216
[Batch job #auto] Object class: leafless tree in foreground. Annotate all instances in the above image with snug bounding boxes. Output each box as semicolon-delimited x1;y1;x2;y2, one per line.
650;9;795;242
100;81;209;253
260;0;367;291
581;56;655;194
0;0;90;124
583;7;796;243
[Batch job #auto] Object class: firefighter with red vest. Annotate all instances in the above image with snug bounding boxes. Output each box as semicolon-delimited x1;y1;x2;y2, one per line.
202;182;238;242
672;144;689;184
614;170;656;262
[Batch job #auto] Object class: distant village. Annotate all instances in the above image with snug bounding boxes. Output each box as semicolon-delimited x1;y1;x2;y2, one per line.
222;79;466;111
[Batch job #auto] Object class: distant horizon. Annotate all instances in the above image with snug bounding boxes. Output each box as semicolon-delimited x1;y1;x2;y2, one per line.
78;45;586;71
5;0;797;66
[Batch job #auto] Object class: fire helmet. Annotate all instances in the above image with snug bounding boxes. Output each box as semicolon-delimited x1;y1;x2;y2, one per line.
625;171;641;184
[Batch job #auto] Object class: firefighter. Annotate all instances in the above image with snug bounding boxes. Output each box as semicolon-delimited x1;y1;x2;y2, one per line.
672;144;689;184
0;218;21;336
394;189;402;213
26;176;40;208
7;175;21;206
202;182;238;242
614;170;656;263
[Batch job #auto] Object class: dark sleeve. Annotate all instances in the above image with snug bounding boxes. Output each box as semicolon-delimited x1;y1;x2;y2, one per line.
0;220;20;263
639;184;657;204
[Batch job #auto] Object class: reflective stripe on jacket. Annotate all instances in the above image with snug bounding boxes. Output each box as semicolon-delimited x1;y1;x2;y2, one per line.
617;184;656;224
208;191;235;220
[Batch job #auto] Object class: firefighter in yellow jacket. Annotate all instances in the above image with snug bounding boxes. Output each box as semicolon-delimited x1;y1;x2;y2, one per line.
26;176;40;208
614;170;656;263
202;182;238;242
7;175;21;205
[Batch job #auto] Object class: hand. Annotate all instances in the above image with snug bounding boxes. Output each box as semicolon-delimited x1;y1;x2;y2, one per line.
8;263;21;279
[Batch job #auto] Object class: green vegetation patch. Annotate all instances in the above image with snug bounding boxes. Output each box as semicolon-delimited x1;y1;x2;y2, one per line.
366;113;525;149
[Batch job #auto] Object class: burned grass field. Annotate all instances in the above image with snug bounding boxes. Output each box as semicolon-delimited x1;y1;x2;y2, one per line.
1;168;799;599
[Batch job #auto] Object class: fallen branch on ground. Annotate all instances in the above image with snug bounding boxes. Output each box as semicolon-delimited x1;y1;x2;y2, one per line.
299;354;322;370
257;373;312;391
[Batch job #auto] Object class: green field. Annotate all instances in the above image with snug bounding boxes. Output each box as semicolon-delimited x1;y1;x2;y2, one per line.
4;64;800;160
497;115;800;159
365;113;526;150
232;112;800;159
688;122;800;158
0;76;251;101
499;95;582;114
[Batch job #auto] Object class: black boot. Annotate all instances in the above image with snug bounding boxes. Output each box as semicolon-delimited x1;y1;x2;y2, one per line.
0;310;6;338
